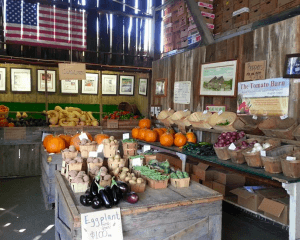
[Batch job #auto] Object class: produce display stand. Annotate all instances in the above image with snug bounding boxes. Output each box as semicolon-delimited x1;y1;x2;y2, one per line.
55;171;223;240
138;140;300;240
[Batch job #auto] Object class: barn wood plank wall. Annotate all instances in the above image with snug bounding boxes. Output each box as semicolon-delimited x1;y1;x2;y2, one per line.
0;64;149;117
152;15;300;142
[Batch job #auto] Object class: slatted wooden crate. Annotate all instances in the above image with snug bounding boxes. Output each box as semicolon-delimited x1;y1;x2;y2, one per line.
55;171;223;240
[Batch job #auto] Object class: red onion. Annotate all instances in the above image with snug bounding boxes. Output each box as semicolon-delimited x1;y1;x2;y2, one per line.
221;133;226;137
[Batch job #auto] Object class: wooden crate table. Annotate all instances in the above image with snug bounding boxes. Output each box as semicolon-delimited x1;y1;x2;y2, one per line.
55;171;223;240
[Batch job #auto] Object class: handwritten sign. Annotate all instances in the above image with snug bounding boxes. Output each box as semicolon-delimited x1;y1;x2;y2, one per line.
81;208;123;240
123;133;130;140
143;145;151;152
59;63;86;80
206;105;226;113
174;81;191;104
4;128;26;140
244;61;266;81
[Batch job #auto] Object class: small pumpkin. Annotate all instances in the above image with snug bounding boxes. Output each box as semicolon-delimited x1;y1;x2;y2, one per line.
139;118;151;129
59;134;72;148
186;130;197;143
70;132;93;151
138;128;148;140
8;122;15;127
174;133;187;147
153;128;164;141
45;136;66;153
144;130;158;142
160;132;174;147
43;135;53;148
94;134;109;144
160;128;167;133
131;127;140;139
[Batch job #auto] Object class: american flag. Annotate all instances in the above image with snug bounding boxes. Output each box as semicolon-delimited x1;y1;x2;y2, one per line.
5;0;87;50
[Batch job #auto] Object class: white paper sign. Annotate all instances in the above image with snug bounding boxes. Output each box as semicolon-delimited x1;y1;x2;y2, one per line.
218;110;223;115
132;158;142;166
286;156;296;161
203;110;208;114
79;133;89;141
42;133;51;141
260;150;266;157
97;144;104;153
252;115;258;120
280;114;288;120
81;208;123;240
228;143;236;150
143;145;151;152
174;81;191;104
123;133;130;140
89;151;98;158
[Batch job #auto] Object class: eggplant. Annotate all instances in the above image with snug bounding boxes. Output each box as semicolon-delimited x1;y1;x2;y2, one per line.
125;192;139;204
116;181;129;194
80;194;93;206
91;196;103;209
95;182;113;208
110;177;122;205
90;175;101;197
104;186;114;203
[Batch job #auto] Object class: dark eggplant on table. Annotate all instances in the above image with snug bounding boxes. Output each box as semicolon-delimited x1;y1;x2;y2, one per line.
95;182;113;208
91;196;103;209
110;177;123;205
116;181;130;194
90;175;101;197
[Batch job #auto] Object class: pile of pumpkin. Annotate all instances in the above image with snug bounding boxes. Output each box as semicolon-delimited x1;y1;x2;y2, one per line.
131;118;197;148
43;131;110;154
0;105;9;127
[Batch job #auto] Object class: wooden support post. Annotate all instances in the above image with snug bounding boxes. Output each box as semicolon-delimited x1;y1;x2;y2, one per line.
99;70;103;123
45;68;48;123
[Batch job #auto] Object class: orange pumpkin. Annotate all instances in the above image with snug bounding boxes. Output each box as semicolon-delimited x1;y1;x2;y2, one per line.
94;134;109;144
45;136;66;153
169;128;176;136
160;132;174;147
144;130;158;142
43;135;53;148
186;130;197;143
131;127;140;139
161;128;167;133
153;128;164;141
139;128;148;141
139;118;151;129
70;132;93;151
59;134;72;148
8;122;15;127
174;133;187;147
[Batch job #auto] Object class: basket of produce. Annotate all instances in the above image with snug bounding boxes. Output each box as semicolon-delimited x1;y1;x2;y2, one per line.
242;139;281;167
182;142;215;156
87;158;104;178
102;136;119;158
0;105;9;118
209;112;237;132
97;167;112;187
187;112;213;129
142;151;157;165
79;139;98;158
261;145;296;174
258;117;279;137
233;117;263;135
281;153;300;178
62;145;78;159
122;139;138;156
108;154;127;173
118;102;139;114
69;171;90;193
147;159;172;174
157;109;175;120
129;155;145;169
228;139;258;164
170;170;190;188
271;118;297;140
171;110;191;126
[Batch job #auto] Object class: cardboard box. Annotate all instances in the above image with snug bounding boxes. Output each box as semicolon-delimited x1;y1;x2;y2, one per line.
164;4;174;15
165;25;173;34
231;188;265;212
234;0;249;11
180;25;189;38
179;15;188;27
222;19;232;32
278;0;294;6
174;32;181;45
279;0;300;11
191;174;201;183
164;43;174;53
233;12;249;28
250;0;261;7
181;37;188;48
260;0;278;16
214;1;224;12
214;12;223;25
164;33;173;45
155;152;191;172
173;21;181;32
223;5;233;21
214;170;246;185
249;5;261;22
202;11;215;19
192;163;216;181
212;181;242;196
258;197;289;225
163;16;172;25
202;181;213;188
176;2;187;17
213;24;222;34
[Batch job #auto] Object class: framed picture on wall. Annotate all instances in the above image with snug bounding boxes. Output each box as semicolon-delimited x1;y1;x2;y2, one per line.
155;78;167;97
119;75;135;95
11;68;32;92
82;73;99;95
61;80;79;94
102;74;118;95
139;78;148;96
37;70;56;92
283;54;300;78
200;60;238;97
0;68;6;92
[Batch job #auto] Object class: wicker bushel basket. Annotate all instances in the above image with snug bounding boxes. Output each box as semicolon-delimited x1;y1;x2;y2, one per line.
188;112;212;129
157;109;175;120
209;112;237;132
118;102;139;115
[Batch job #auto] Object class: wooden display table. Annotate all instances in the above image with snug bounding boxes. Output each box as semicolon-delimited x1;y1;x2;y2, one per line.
55;171;223;240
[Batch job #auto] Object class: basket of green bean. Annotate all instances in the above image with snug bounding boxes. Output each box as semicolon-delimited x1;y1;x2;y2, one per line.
133;166;169;189
170;170;190;188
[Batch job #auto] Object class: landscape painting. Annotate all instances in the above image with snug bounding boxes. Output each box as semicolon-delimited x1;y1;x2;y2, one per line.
200;60;237;96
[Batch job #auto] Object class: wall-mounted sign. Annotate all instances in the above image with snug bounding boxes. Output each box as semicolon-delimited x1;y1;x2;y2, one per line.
206;105;226;113
237;78;290;116
58;63;86;80
174;81;191;104
244;60;266;81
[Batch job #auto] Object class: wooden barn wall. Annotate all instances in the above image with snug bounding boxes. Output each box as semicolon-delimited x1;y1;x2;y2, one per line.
0;64;149;117
152;16;300;121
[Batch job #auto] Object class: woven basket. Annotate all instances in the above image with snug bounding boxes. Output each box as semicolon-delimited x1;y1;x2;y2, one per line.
188;112;212;129
170;111;191;121
159;116;175;127
157;109;175;120
208;112;237;132
232;117;263;135
258;118;279;137
173;116;191;127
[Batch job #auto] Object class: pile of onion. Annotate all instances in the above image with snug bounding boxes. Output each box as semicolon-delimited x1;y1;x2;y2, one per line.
234;140;258;151
214;131;246;148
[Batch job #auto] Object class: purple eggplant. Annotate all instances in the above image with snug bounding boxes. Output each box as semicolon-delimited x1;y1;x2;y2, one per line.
80;194;93;206
95;182;113;208
110;177;122;205
125;192;139;204
90;175;101;197
116;181;129;194
91;196;103;209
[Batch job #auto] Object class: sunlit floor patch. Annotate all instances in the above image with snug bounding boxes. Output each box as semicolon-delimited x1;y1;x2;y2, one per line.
32;235;42;240
41;224;54;234
18;229;26;232
3;223;11;227
0;208;5;210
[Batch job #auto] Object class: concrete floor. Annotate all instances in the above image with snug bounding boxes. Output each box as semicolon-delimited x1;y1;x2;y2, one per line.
0;176;289;240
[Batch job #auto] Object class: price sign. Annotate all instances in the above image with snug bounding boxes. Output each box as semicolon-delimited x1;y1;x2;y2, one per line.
79;133;89;141
81;208;123;240
228;143;236;150
203;110;208;114
132;158;142;166
218;110;223;115
252;115;258;120
97;144;104;153
286;156;296;161
123;133;130;140
260;150;266;157
89;151;98;158
143;145;151;152
280;114;288;120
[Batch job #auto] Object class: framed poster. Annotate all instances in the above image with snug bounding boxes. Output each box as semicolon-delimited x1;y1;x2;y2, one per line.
283;54;300;78
37;70;56;92
0;68;6;92
119;75;135;95
102;74;118;95
174;81;191;104
11;68;31;92
155;78;167;97
61;80;79;94
82;73;99;95
200;60;237;97
139;78;148;96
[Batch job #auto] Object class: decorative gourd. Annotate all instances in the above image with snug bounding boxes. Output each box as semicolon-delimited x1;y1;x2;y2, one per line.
70;132;93;151
144;130;158;142
45;136;66;153
138;128;148;140
160;132;174;147
138;118;151;129
174;133;187;147
59;134;72;148
131;127;140;139
186;130;197;143
94;134;109;144
43;135;53;148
